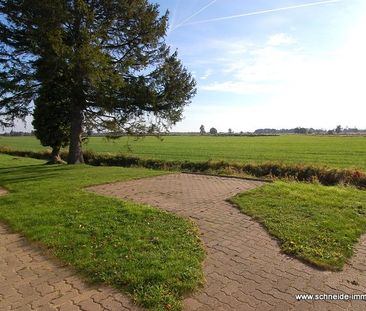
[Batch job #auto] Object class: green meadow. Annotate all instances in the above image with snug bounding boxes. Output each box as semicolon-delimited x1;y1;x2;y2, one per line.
1;135;365;170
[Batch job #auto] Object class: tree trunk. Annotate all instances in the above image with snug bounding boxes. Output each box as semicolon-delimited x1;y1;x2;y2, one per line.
47;146;66;164
67;105;84;164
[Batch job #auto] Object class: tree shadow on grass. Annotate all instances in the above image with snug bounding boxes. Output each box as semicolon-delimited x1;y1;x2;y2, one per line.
0;164;74;185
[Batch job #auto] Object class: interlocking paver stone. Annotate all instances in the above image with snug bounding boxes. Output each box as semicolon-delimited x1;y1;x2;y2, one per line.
88;173;366;310
0;187;141;311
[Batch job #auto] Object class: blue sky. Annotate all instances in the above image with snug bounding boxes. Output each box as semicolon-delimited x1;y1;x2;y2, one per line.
153;0;366;132
10;0;366;133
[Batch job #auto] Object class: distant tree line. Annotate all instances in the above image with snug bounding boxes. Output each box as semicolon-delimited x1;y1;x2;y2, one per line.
254;126;364;135
0;131;34;136
196;125;365;136
2;125;365;137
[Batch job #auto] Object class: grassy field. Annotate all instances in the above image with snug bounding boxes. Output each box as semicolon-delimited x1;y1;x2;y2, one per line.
1;135;365;170
1;134;366;274
0;154;204;311
231;182;366;270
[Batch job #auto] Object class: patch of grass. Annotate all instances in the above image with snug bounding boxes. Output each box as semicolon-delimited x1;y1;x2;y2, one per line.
1;146;365;188
0;154;205;310
1;135;365;170
231;182;366;270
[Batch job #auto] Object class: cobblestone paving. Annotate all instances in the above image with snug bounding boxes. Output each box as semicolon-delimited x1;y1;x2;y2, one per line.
89;173;366;311
0;188;142;311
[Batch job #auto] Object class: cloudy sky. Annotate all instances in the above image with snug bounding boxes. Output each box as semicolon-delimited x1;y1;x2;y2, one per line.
9;0;366;133
154;0;366;132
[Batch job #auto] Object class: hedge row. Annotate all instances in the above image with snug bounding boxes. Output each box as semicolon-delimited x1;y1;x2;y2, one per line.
1;146;365;189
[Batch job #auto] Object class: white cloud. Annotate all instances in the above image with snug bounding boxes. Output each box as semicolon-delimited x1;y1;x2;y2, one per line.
201;81;277;94
267;15;366;128
199;37;303;94
186;16;366;131
199;68;213;80
267;33;295;46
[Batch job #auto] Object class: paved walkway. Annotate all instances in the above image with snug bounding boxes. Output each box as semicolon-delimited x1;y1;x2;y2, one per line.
89;173;366;311
0;188;141;311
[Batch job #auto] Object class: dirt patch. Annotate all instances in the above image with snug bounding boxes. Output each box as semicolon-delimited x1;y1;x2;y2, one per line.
0;187;8;196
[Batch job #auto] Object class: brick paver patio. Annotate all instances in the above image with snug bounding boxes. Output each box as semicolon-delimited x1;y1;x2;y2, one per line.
89;173;366;311
2;174;366;310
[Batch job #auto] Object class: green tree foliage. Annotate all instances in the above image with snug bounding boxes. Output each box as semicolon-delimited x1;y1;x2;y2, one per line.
0;1;40;127
294;127;308;134
32;82;70;164
0;0;196;163
209;127;217;135
31;19;72;164
199;124;205;135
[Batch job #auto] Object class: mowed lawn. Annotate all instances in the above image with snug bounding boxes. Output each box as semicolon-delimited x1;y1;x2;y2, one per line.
231;182;366;270
0;154;204;311
1;135;365;170
1;135;366;273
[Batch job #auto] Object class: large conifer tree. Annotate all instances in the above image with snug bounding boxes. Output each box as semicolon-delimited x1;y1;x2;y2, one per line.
0;1;196;163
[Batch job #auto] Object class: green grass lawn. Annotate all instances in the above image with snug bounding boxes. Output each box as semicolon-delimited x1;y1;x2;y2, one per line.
1;135;365;170
0;154;204;311
1;144;366;283
231;182;366;270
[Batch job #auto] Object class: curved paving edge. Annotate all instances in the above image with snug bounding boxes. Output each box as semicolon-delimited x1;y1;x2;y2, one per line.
88;173;366;311
0;187;142;311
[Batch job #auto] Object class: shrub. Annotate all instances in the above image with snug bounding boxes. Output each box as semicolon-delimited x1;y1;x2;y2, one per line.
0;146;365;189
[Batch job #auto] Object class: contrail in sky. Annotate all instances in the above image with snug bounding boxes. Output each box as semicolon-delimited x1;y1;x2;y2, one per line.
171;0;217;31
170;0;182;30
177;0;342;28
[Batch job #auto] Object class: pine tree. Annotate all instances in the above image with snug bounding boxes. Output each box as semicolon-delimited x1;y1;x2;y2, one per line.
32;80;70;164
0;0;196;163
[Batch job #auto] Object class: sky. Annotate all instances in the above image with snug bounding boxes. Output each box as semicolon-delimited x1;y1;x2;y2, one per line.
154;0;366;132
9;0;366;133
